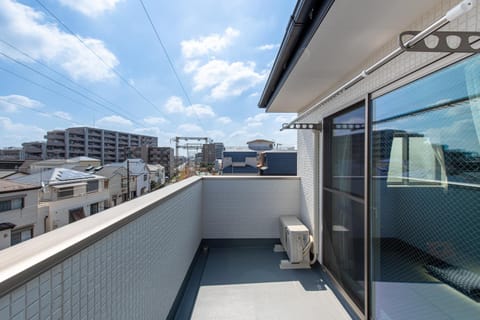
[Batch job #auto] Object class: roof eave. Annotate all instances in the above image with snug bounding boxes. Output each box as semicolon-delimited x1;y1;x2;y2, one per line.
258;0;335;111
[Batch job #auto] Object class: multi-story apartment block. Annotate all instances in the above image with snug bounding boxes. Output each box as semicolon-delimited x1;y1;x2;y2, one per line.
201;143;216;165
214;142;225;160
0;147;24;161
45;127;157;164
22;141;47;160
126;146;175;179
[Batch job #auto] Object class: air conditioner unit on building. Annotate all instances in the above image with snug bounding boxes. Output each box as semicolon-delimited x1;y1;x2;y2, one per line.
276;215;313;269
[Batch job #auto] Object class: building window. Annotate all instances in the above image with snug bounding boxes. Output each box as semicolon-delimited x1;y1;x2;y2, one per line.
69;207;85;223
0;198;24;212
143;174;147;181
323;102;365;312
11;226;33;246
57;187;74;199
87;180;99;193
371;55;480;319
90;202;99;215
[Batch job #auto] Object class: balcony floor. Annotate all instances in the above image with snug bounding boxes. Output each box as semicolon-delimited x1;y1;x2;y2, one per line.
176;241;358;320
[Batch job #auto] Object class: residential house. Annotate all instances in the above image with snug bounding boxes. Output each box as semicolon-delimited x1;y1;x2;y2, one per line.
147;164;165;189
258;151;297;176
94;166;129;208
0;180;41;250
222;151;258;175
107;159;150;198
28;156;101;174
10;168;109;231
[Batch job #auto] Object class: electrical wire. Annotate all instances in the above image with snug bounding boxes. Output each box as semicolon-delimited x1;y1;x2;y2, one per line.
0;50;144;126
34;0;168;118
0;38;138;122
0;65;111;117
0;98;82;126
137;0;206;133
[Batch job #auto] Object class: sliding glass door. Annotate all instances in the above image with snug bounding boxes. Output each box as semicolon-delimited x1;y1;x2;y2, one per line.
371;55;480;319
323;102;365;312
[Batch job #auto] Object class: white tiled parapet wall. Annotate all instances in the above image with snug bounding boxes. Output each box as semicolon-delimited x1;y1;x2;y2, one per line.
0;176;300;320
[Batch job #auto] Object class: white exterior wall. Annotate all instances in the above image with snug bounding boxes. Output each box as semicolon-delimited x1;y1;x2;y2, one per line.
0;189;40;249
45;184;109;230
0;177;203;320
296;0;480;264
202;176;300;238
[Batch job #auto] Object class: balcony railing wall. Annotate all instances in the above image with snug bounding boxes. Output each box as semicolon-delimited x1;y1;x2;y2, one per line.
0;176;300;320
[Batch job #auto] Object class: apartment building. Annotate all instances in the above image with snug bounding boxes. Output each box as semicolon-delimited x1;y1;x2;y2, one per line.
45;127;157;164
0;148;24;161
0;180;41;250
126;145;175;179
214;142;225;160
201;143;216;165
22;141;46;160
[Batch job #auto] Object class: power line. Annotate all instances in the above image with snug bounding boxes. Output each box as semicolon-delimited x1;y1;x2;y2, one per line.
137;0;206;133
0;50;144;126
0;98;82;126
0;65;111;117
0;38;138;122
34;0;168;118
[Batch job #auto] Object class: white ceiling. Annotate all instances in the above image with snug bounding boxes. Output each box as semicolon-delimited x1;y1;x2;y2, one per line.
267;0;440;113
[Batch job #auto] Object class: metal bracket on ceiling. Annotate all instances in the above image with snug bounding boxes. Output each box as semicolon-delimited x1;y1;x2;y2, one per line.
400;31;480;53
282;122;322;131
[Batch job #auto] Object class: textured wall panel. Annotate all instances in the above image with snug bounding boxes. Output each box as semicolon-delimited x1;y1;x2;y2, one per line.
0;180;202;320
202;177;301;238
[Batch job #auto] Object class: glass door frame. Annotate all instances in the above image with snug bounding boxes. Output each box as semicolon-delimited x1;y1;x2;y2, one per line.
321;95;371;319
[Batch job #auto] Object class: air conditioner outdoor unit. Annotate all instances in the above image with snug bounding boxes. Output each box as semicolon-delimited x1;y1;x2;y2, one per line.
276;215;312;269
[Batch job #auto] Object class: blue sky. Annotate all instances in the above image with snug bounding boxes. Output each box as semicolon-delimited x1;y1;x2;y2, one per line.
0;0;297;149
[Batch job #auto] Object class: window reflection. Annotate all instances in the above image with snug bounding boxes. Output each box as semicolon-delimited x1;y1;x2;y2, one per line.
371;56;480;319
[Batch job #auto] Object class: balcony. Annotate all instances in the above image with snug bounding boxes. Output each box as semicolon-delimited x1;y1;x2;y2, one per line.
0;176;356;319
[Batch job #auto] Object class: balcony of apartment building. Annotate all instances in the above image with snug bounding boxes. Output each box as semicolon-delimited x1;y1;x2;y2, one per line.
46;140;65;147
0;176;357;320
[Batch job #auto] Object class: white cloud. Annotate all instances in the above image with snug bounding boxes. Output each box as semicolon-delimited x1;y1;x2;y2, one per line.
53;111;72;121
164;96;215;118
217;116;232;124
97;115;132;127
178;123;202;133
144;116;168;125
207;130;226;140
0;0;119;82
0;95;42;112
0;117;45;147
186;104;215;117
274;115;296;123
187;59;267;99
58;0;122;17
246;114;269;127
181;27;239;59
256;43;279;51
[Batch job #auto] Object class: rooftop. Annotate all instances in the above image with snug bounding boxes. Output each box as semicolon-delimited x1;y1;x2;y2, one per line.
0;179;39;193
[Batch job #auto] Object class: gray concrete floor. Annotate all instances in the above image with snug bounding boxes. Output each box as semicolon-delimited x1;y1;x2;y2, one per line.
190;246;357;320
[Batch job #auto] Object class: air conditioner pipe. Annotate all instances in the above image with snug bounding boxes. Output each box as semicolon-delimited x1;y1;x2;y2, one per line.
280;0;476;130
